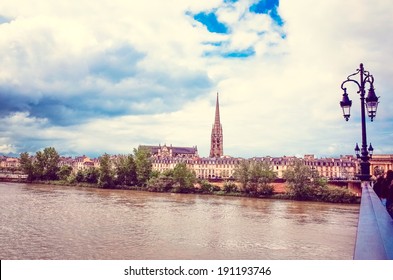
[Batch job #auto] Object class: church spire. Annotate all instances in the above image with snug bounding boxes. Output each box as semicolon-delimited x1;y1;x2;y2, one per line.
214;92;220;125
210;92;223;158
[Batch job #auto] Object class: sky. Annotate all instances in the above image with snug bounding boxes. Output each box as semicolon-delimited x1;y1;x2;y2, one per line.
1;0;393;159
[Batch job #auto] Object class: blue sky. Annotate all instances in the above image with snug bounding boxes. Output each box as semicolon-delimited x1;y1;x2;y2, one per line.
1;0;393;159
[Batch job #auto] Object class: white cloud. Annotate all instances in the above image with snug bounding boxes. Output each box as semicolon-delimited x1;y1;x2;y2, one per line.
0;0;393;159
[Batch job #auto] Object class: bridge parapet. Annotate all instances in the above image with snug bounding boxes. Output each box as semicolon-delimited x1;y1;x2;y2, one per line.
354;182;393;259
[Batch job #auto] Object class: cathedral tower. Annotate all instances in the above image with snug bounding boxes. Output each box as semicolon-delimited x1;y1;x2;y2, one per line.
210;92;223;158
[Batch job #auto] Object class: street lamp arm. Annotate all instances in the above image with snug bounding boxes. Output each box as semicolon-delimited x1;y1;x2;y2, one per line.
341;79;361;92
341;74;374;93
363;69;373;81
346;68;361;80
364;74;375;87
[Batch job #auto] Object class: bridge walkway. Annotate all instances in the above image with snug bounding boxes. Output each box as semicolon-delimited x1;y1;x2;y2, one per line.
354;182;393;260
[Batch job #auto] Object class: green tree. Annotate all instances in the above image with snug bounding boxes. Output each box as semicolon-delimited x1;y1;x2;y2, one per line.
98;153;114;188
75;170;85;182
134;147;152;187
172;163;196;192
57;165;73;181
44;147;60;180
249;160;276;192
234;160;276;195
146;163;196;193
114;154;137;186
85;167;99;184
20;152;35;181
34;150;46;179
35;147;60;180
20;147;60;181
233;160;250;189
283;159;324;200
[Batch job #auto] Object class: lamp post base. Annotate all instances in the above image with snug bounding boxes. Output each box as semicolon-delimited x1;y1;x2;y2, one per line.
357;159;371;181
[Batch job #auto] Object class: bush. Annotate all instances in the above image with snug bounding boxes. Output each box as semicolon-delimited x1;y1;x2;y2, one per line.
317;186;358;203
286;183;316;200
258;183;274;196
172;182;195;193
147;177;174;192
198;181;222;193
75;170;84;182
223;182;238;193
67;174;77;184
199;180;214;193
284;183;359;203
242;182;274;196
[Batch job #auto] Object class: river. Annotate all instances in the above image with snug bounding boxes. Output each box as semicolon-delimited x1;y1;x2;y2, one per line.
0;183;360;260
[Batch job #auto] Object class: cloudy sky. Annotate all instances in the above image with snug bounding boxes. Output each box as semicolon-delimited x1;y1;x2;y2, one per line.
1;0;393;159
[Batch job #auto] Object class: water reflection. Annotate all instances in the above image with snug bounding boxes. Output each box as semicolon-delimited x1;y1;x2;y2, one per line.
0;183;359;259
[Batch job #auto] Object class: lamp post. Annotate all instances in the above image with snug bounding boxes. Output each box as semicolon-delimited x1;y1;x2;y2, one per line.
340;63;379;181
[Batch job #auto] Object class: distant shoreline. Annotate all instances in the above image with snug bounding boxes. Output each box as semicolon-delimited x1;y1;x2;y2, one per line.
0;179;361;204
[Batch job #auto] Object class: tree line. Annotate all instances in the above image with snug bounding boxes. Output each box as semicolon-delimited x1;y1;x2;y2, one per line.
19;147;153;189
18;147;359;203
19;146;196;192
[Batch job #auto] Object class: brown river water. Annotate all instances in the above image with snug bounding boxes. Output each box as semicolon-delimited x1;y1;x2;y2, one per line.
0;182;360;259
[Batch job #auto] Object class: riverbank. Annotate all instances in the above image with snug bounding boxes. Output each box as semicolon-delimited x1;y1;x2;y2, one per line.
6;178;360;204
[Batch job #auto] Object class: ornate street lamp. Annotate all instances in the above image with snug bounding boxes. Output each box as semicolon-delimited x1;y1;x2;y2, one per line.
340;89;352;121
340;63;380;181
366;86;379;121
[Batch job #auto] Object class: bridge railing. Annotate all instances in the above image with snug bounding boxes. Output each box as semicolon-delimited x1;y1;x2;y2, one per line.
353;182;393;259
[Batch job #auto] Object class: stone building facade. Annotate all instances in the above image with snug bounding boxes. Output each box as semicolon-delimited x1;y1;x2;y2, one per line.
246;155;357;180
151;154;358;180
151;156;239;180
369;154;393;176
303;154;357;180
